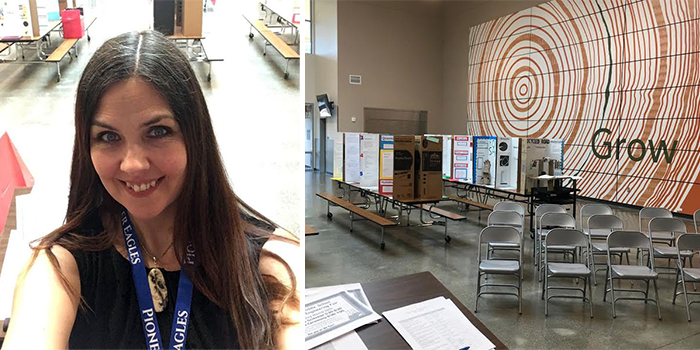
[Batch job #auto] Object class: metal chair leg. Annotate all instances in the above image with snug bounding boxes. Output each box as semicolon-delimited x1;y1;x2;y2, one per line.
653;279;661;320
680;273;691;321
588;276;594;318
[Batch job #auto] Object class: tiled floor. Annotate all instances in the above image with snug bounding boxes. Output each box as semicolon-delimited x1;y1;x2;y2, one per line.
306;171;700;350
0;0;300;317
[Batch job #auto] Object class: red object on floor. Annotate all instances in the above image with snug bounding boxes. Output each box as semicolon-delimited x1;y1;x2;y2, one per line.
0;132;34;234
61;9;84;39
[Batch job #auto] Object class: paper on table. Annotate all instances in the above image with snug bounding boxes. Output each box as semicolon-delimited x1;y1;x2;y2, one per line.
305;283;373;309
312;331;369;350
305;290;381;350
383;296;495;350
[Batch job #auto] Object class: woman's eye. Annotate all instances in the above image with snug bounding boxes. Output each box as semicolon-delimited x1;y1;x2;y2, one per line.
149;126;170;138
98;132;120;142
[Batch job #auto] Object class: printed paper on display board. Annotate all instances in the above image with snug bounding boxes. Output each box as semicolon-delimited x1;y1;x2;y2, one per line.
443;136;452;178
379;135;394;194
473;136;497;187
359;133;379;190
452;136;473;183
344;133;360;184
333;135;344;180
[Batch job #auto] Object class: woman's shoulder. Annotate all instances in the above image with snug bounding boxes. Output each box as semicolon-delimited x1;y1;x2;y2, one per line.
259;228;300;288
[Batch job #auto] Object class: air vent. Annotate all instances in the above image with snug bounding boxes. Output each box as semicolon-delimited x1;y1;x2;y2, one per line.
349;74;362;85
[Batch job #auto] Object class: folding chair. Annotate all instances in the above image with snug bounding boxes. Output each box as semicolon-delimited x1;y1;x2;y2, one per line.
534;204;566;270
487;211;524;260
647;217;693;275
586;214;628;285
604;230;661;319
542;228;593;317
476;226;523;314
673;233;700;321
579;203;613;233
537;212;576;281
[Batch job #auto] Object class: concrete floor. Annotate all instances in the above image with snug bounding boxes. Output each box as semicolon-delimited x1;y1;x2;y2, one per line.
0;0;300;317
306;171;700;350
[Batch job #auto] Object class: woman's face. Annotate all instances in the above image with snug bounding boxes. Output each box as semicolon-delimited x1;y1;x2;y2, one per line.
90;78;187;220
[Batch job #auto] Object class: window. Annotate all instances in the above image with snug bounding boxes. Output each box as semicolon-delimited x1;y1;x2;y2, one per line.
304;0;312;54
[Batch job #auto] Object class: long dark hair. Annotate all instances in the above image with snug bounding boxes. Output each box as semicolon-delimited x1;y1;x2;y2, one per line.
29;30;298;349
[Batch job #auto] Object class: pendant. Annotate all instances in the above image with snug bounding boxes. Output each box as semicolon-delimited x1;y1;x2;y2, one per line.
148;268;168;313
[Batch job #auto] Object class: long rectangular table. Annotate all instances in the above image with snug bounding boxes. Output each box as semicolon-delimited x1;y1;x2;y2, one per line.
332;179;462;242
444;176;579;235
357;271;508;349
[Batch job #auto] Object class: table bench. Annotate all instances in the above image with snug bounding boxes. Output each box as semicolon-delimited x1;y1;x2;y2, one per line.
44;16;97;82
447;195;494;220
242;14;299;79
305;224;319;236
0;43;13;56
412;204;466;242
316;193;397;249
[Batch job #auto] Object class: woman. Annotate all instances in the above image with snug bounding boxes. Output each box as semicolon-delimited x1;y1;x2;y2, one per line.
2;30;299;349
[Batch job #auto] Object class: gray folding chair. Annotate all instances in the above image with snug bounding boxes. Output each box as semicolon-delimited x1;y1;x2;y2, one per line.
537;212;577;281
587;214;628;285
476;226;523;314
487;211;524;260
694;209;700;234
604;230;661;319
535;204;567;268
673;233;700;321
639;207;674;246
648;217;693;275
494;201;526;217
542;228;593;317
579;203;613;233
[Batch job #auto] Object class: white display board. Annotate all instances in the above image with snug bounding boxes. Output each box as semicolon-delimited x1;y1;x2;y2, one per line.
473;136;497;187
452;135;473;183
359;133;379;189
0;0;33;37
344;133;360;183
333;134;344;180
496;137;519;189
519;138;565;192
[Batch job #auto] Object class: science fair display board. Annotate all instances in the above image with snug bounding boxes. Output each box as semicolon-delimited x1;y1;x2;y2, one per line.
393;135;415;201
473;136;497;187
359;133;379;190
452;135;473;183
332;134;344;180
496;137;519;190
379;135;393;195
518;138;565;193
416;136;443;200
344;133;360;184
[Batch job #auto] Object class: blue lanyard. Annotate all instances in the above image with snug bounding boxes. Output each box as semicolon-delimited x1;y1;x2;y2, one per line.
120;211;195;350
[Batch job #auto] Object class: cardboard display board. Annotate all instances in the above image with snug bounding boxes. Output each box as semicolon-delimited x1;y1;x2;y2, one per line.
332;134;344;180
473;136;497;187
415;136;443;200
344;133;360;184
393;135;415;200
452;135;473;183
427;134;452;178
181;0;203;36
496;137;519;189
379;134;394;195
518;138;565;193
359;133;379;190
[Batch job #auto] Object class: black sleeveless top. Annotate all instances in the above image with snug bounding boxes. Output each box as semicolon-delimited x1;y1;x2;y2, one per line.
67;217;252;349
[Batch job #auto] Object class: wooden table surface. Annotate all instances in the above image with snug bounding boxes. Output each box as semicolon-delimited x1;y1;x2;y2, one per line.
357;271;508;350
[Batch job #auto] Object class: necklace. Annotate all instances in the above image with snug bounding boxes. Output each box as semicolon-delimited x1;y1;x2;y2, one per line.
140;239;174;313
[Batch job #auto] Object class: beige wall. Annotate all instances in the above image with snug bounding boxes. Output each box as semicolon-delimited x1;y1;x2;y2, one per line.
318;0;549;134
337;1;443;133
307;0;340;143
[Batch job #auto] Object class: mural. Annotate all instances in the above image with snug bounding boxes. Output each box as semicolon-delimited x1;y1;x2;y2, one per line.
468;0;700;214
